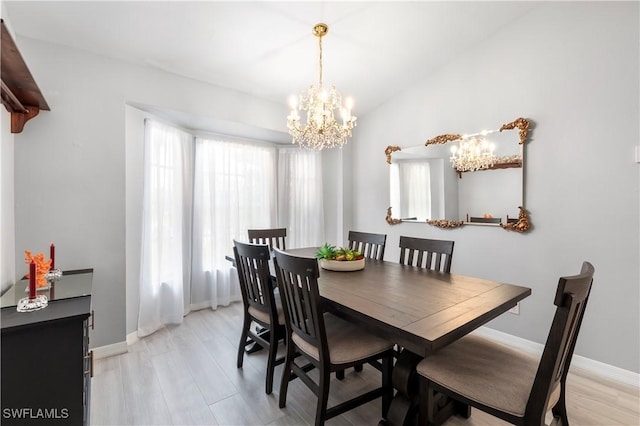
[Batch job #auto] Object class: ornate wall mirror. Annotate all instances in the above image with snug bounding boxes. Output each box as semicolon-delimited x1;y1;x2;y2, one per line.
385;117;531;232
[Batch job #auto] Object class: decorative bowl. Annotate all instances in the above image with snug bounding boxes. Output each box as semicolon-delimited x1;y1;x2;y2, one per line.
319;258;365;272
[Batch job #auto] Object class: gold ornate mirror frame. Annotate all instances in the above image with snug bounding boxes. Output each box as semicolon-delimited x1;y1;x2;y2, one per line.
385;117;532;232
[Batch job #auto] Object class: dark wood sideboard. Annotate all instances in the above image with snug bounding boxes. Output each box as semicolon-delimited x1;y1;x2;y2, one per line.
1;269;93;426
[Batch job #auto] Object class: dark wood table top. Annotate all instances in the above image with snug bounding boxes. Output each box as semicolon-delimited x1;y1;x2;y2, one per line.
286;247;531;357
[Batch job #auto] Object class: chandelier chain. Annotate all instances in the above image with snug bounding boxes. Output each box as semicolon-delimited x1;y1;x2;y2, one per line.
318;34;323;87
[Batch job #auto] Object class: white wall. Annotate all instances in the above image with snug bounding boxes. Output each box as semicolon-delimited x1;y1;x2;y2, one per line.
1;4;17;295
1;109;16;294
124;105;145;336
12;35;290;348
351;2;639;373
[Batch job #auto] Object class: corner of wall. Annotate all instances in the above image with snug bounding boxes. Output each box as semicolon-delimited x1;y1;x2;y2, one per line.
1;109;16;293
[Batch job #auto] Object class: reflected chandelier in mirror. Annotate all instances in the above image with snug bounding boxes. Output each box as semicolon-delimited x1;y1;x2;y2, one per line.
426;117;530;176
386;117;532;232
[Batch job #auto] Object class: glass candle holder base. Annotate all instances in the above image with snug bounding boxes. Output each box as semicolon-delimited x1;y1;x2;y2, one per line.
17;295;48;312
45;269;63;282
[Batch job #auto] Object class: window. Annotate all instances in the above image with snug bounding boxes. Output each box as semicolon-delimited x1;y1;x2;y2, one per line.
138;120;323;336
139;120;193;336
193;137;276;273
278;148;324;247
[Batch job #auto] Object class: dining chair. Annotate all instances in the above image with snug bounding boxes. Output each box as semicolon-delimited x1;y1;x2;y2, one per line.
341;230;387;378
233;240;286;395
398;236;455;272
272;248;395;426
417;261;595;426
248;227;287;250
347;230;387;260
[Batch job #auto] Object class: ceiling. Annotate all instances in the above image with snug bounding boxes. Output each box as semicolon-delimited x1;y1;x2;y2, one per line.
4;1;539;138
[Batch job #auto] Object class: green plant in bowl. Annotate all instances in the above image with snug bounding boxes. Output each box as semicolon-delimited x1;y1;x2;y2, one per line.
316;243;337;260
316;243;363;261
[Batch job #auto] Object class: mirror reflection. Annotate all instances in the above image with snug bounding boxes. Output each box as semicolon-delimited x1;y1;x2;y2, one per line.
387;118;530;230
389;144;461;221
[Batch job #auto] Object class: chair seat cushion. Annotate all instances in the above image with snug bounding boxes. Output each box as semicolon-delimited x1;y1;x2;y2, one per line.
416;334;539;417
292;313;393;365
248;292;285;326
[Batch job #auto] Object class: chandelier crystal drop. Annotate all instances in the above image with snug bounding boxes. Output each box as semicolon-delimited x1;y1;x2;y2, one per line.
450;136;496;172
287;23;357;150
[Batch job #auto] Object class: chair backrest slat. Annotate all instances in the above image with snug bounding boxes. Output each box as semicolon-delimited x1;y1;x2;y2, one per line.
348;231;387;261
526;261;594;417
248;228;287;250
273;249;328;360
290;273;309;336
233;240;276;320
399;236;454;273
431;252;440;271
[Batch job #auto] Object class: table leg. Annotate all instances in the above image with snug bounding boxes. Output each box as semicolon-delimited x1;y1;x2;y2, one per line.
382;349;421;426
380;349;470;426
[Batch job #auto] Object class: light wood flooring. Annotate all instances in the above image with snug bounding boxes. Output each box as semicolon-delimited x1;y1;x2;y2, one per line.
91;302;639;425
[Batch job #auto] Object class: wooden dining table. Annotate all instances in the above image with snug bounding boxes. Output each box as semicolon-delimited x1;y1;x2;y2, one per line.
283;248;532;426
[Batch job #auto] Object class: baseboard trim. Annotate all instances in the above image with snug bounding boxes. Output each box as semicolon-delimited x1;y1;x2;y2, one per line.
91;340;128;360
475;327;639;388
570;354;640;388
126;331;140;346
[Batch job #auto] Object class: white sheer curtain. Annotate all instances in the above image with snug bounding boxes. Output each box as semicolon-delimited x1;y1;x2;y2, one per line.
139;124;321;336
138;120;194;337
278;148;324;248
399;161;431;221
191;137;276;309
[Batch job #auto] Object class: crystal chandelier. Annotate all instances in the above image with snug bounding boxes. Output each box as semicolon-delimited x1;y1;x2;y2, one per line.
287;23;357;150
450;135;496;172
